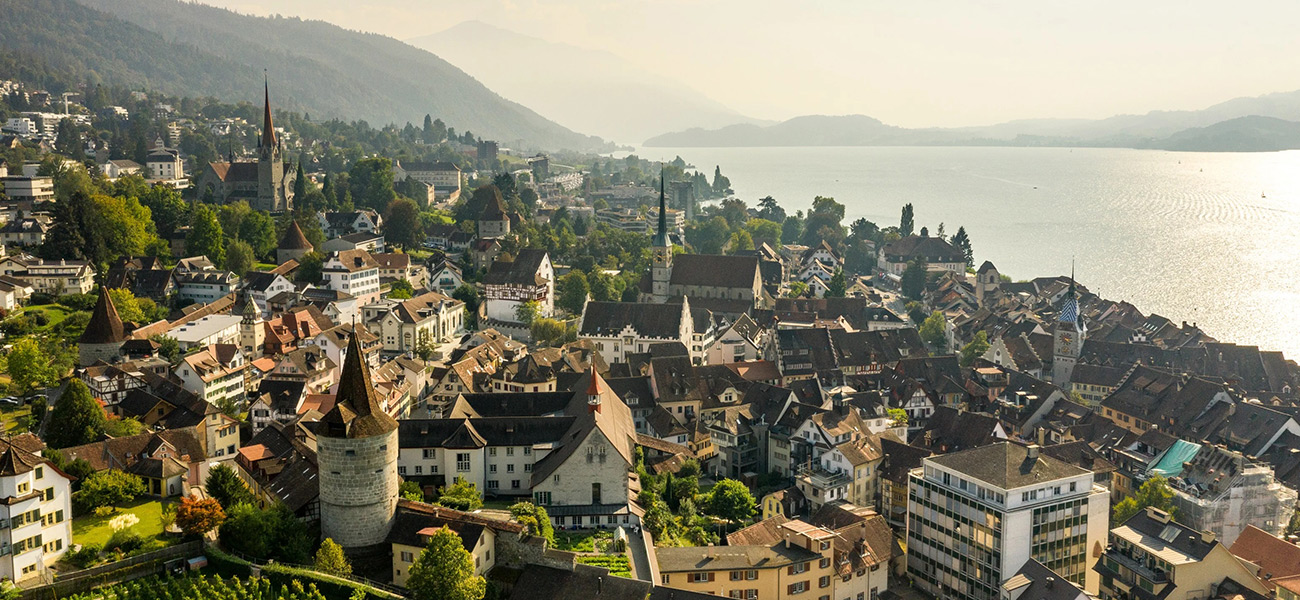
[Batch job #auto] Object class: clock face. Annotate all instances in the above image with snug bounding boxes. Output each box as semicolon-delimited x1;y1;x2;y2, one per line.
1061;334;1072;344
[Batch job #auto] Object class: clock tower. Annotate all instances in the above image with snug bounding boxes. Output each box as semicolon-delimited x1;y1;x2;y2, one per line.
650;170;672;303
1052;271;1086;386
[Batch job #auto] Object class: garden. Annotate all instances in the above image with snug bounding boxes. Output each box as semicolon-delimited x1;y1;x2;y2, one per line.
69;497;179;566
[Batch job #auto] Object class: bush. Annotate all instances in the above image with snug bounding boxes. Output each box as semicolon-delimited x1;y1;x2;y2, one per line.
32;312;48;327
56;293;96;311
104;529;143;554
27;293;54;306
93;506;116;517
65;544;100;569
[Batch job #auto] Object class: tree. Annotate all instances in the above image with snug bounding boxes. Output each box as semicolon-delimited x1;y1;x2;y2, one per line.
901;259;928;300
220;503;315;563
206;464;254;509
744;218;782;249
295;252;324;284
727;229;754;254
46;379;106;448
887;408;909;428
314;538;353;576
801;196;845;247
5;337;54;394
224;240;255;277
400;480;424;502
756;196;786;223
530;318;569;347
175;497;226;536
1113;474;1178;524
436;480;483;512
390;278;414;300
104;416;145;437
406;526;486;600
711;165;730;195
959;331;991;367
349;157;397;211
900;203;915;237
556;271;589;315
514;300;541;327
508;502;554;544
919;311;947;351
89;194;161;261
687;216;731;255
706;479;756;524
73;470;145;512
153;335;180;362
826;270;847;298
293;160;308;206
238;211;278;259
385;197;423;250
786;281;809;298
951;226;973;268
186;204;225;265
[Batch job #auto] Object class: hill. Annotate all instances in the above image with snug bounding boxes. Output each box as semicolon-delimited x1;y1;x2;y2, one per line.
406;21;761;144
1154;115;1300;152
0;0;605;151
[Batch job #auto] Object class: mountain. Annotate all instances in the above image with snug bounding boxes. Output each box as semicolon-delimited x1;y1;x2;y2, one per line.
647;91;1300;152
406;21;762;145
0;0;605;151
1154;115;1300;152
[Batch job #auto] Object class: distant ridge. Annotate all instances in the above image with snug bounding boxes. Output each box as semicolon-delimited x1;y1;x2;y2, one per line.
0;0;606;151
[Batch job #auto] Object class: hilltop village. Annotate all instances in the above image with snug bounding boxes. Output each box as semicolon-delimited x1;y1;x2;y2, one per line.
0;78;1296;600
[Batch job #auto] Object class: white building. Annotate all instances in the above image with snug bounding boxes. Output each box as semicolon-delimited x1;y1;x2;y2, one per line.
482;250;553;324
170;314;242;350
364;291;465;356
322;250;381;306
704;313;763;364
907;442;1109;600
877;234;966;276
578;299;696;365
0;439;73;584
0;256;95;295
174;344;248;409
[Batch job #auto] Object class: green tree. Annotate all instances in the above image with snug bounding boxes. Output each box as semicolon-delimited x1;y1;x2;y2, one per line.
390;278;415;299
951;226;973;268
5;337;54;394
530;318;571;347
90;194;161;261
153;335;180;362
1113;474;1179;524
219;503;315;563
919;311;947;351
186;204;225;265
706;479;756;524
687;216;731;255
787;281;809;298
514;300;541;327
400;480;424;502
727;229;754;254
901;258;928;300
384;197;423;250
206;464;254;509
887;408;909;428
349;157;397;212
314;538;353;576
743;218;782;249
959;331;991;367
826;270;847;298
900;203;915;237
508;502;554;544
801;196;846;247
436;480;483;511
295;252;324;284
407;526;487;600
238;211;278;259
73;469;145;512
46;379;106;449
756;196;786;223
104;416;145;437
556;271;589;315
224;240;255;277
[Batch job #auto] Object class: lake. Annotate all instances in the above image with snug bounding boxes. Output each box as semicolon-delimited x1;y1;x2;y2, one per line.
636;146;1300;359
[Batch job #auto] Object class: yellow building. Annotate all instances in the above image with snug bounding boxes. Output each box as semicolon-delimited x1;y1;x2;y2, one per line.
658;519;838;599
388;501;516;587
1097;507;1267;600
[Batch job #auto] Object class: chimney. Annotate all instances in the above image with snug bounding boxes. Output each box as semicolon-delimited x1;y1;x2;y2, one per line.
1201;530;1216;544
1046;577;1055;589
1026;444;1040;460
1146;506;1171;524
597;576;603;594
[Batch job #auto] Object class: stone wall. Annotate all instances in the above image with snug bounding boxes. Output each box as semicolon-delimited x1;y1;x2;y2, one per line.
319;429;399;548
495;531;576;571
79;341;123;367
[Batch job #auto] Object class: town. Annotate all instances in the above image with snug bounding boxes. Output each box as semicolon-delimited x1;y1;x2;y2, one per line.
0;73;1295;600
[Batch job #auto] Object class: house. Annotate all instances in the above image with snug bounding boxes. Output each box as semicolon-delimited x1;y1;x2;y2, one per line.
235;420;320;520
705;313;764;364
1229;525;1300;590
0;275;32;310
0;216;49;247
322;250;381;306
0;256;94;295
877;233;965;275
372;253;426;289
366;291;465;355
173;344;247;410
61;429;208;497
100;159;142;179
242;271;295;307
173;267;237;305
428;260;464;294
262;306;334;355
318;210;381;239
389;501;516;587
320;231;385;254
1003;559;1090;600
0;436;73;584
579;299;697;365
483;249;554;325
170;314;242;350
145;140;184;180
108;376;242;461
391;160;461;198
657;519;838;599
1096;507;1268;600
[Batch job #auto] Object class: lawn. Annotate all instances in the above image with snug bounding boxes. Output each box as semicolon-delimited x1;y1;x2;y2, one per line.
12;304;72;331
72;498;176;548
554;529;616;553
0;404;31;434
576;555;632;578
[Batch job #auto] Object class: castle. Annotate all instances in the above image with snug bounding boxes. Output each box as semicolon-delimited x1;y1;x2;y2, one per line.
195;80;296;213
316;330;400;548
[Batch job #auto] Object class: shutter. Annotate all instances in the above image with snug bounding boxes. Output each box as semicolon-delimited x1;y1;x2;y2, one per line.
707;572;715;582
788;565;795;575
788;584;796;595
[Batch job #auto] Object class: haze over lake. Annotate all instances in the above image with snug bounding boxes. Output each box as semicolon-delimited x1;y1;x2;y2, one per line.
638;146;1300;359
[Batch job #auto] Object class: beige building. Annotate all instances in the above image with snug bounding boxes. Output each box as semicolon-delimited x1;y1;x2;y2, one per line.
658;519;839;599
1097;507;1267;600
365;291;464;355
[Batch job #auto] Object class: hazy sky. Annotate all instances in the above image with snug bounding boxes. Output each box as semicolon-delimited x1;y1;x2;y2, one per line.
204;0;1300;128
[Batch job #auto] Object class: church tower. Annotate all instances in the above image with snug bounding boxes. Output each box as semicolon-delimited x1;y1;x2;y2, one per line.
257;78;292;213
239;294;264;357
1052;269;1086;386
318;332;400;549
650;171;672;303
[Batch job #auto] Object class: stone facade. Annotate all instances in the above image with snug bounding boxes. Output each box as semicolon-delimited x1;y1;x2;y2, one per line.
318;428;400;548
79;341;124;368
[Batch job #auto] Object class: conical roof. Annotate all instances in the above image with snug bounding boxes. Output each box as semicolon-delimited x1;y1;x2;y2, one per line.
320;332;398;438
261;79;277;149
653;170;668;247
278;220;313;250
0;445;36;477
79;287;126;345
481;187;508;221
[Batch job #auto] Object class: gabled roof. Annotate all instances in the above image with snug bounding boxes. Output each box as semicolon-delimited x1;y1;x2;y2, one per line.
880;234;964;263
580;300;688;339
1230;525;1300;588
668;254;760;290
483;249;550;286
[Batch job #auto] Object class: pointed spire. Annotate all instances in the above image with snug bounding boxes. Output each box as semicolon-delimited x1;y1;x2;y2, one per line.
653;166;668;247
278;219;313;251
586;366;603;413
261;72;277;149
321;332;398;438
79;287;126;344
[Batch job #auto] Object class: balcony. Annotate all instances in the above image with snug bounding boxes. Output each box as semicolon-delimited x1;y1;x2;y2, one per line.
1102;547;1169;586
796;465;851;490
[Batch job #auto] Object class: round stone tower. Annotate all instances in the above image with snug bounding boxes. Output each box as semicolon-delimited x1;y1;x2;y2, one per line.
78;287;127;367
317;331;400;548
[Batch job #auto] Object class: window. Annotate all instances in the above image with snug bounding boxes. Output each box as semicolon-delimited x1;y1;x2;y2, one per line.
489;448;497;457
34;467;42;479
401;551;414;562
398;466;407;475
512;480;520;489
524;447;532;456
819;575;831;588
592;483;602;504
788;581;808;594
489;465;497;473
507;464;515;473
457;453;471;472
422;449;435;459
414;466;423;474
17;483;27;494
819;557;831;568
792;562;807;574
689;573;713;583
524;464;533;472
507;447;515;456
487;480;499;489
